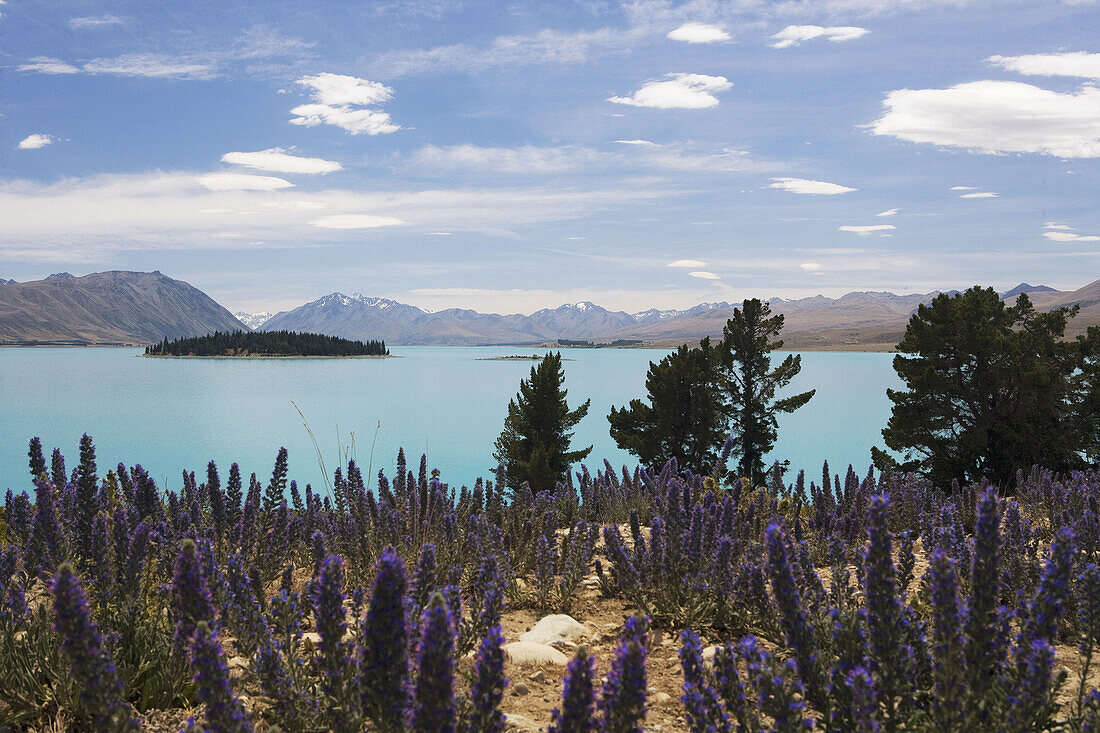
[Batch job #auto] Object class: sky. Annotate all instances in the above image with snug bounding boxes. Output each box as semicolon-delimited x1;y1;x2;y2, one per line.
1;0;1098;315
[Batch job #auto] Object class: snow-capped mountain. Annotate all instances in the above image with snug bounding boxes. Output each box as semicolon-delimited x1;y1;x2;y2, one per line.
233;312;274;330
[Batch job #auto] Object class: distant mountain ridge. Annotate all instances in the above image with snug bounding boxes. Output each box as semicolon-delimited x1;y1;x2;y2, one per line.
261;279;1100;347
0;271;246;345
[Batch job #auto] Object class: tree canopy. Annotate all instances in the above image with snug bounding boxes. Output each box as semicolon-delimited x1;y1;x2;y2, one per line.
145;330;387;357
607;299;814;485
492;352;592;494
876;287;1099;488
607;338;727;474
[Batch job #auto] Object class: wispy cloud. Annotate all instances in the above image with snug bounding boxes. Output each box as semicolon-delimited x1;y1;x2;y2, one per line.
69;15;127;29
311;214;405;229
17;134;54;150
1043;222;1100;242
17;57;81;74
870;80;1100;158
668;259;707;268
769;25;868;49
949;186;976;190
960;191;997;198
839;224;896;235
83;53;218;79
689;270;721;279
609;73;733;109
668;23;730;43
613;139;656;146
411;144;605;174
875;208;899;216
988;52;1100;80
290;73;400;135
197;173;294;191
769;177;856;194
221;148;342;174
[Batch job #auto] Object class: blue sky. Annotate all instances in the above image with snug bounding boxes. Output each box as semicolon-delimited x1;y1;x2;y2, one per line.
1;0;1098;314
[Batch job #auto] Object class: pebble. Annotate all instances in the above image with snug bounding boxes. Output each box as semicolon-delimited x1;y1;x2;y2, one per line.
529;670;547;683
655;692;673;705
512;682;530;696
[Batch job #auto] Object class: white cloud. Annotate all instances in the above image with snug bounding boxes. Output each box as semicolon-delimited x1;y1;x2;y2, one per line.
0;170;671;261
17;134;54;150
411;144;604;173
769;25;869;49
609;73;732;109
1045;223;1073;230
1044;230;1100;242
799;262;823;271
669;259;707;268
949;186;976;190
960;191;997;198
689;271;721;279
870;80;1100;158
83;53;216;79
839;224;896;235
668;23;730;44
614;139;656;145
197;173;295;191
311;214;405;229
875;208;899;216
370;26;642;77
290;73;400;135
988;52;1100;80
69;15;127;29
769;177;856;195
221;148;342;174
17;57;81;74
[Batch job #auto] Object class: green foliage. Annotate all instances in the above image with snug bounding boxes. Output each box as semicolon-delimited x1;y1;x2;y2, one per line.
145;330;387;357
608;338;728;474
492;352;592;494
879;288;1098;487
720;299;815;485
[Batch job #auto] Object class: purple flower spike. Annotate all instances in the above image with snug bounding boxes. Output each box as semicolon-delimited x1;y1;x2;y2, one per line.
679;629;730;733
928;549;968;728
765;522;823;711
51;563;138;732
598;614;648;733
463;624;507;733
190;620;253;733
549;646;598;733
411;592;457;733
171;538;215;657
845;667;882;733
359;548;410;732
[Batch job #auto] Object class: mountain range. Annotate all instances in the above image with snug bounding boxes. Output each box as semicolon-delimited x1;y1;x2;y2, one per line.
256;279;1100;349
2;271;1098;349
0;271;245;345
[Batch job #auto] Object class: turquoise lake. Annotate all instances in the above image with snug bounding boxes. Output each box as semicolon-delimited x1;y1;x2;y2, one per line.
0;347;901;494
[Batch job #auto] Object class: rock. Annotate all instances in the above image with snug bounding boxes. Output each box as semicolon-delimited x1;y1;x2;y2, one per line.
505;713;541;732
503;641;569;667
529;670;547;683
651;629;664;646
520;614;590;647
655;692;673;705
702;644;719;663
227;656;249;670
301;632;322;647
512;682;530;696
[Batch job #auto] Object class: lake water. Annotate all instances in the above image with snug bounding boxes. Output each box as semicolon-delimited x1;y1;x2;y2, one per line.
0;347;901;494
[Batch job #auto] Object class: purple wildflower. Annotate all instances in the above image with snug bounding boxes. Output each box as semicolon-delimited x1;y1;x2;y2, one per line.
549;646;598;733
190;620;253;733
928;549;967;729
679;629;730;733
765;522;823;711
598;614;648;733
411;592;457;733
172;538;216;657
462;624;507;733
51;563;138;731
359;548;410;731
310;554;358;728
845;667;881;733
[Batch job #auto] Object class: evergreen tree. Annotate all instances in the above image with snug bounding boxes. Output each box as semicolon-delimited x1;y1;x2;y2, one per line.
492;352;592;494
719;299;815;485
876;288;1097;487
608;338;727;474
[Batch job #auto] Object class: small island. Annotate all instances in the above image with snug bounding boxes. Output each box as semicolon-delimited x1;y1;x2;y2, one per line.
144;330;389;357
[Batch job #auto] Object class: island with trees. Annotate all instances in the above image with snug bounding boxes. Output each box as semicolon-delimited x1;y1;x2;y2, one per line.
144;329;389;357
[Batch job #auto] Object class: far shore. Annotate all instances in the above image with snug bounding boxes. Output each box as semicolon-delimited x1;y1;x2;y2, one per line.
140;353;395;359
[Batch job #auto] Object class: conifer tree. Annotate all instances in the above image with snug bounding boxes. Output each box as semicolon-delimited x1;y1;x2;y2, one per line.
492;352;591;494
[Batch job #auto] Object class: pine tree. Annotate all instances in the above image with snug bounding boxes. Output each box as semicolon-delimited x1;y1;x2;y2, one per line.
492;352;592;494
720;299;815;486
877;288;1096;487
608;338;727;474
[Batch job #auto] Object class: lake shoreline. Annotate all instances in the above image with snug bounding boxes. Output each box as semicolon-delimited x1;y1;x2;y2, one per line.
140;353;396;359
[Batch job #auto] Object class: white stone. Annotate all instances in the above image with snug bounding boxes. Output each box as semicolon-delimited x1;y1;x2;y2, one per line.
504;713;542;731
519;614;590;647
503;641;569;667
